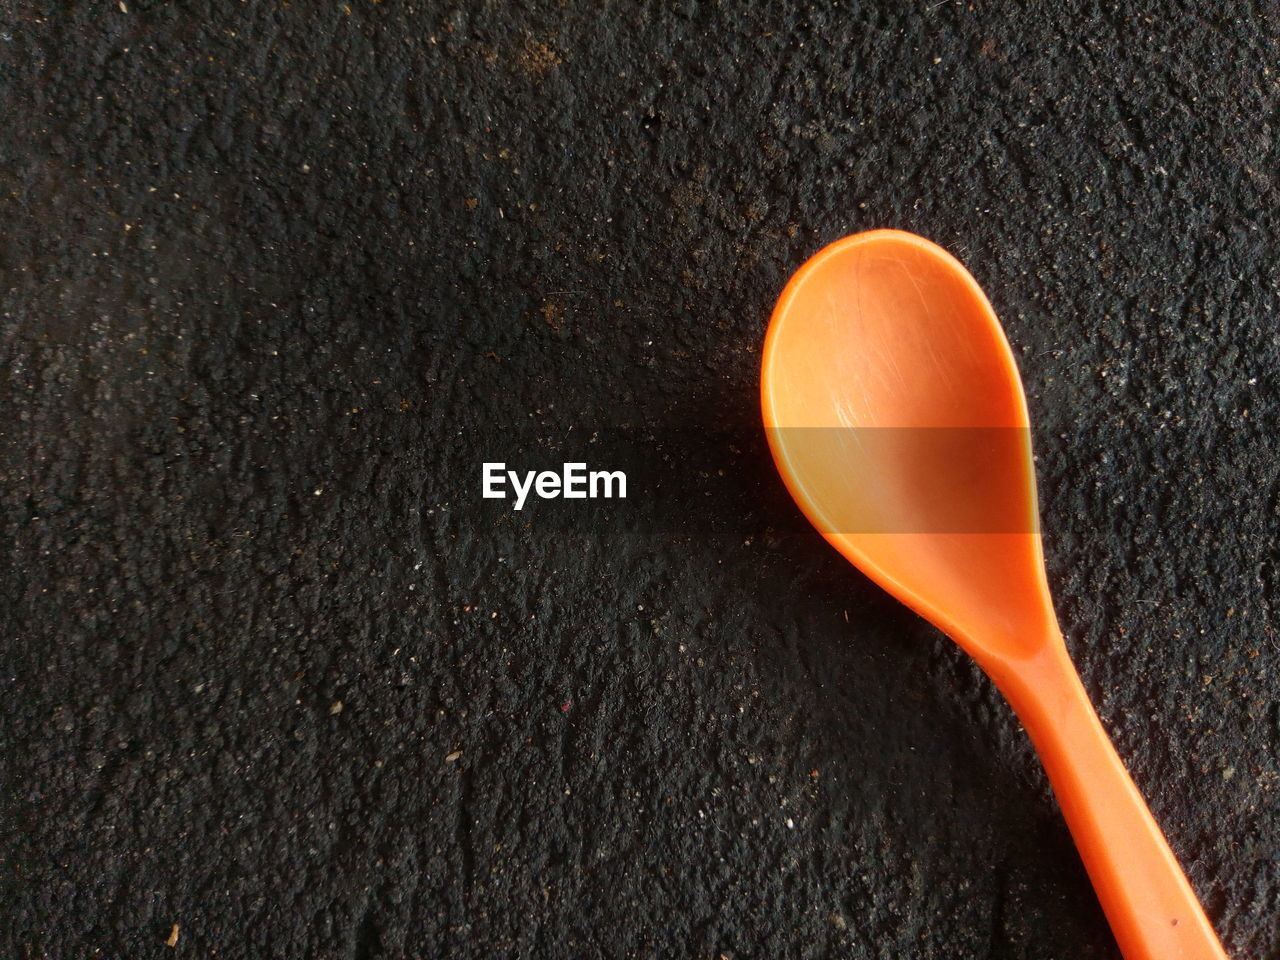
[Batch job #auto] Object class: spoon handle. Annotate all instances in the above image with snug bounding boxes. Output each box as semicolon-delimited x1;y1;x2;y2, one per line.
998;642;1228;960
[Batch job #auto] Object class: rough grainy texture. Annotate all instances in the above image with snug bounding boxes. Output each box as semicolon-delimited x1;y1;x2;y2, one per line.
2;2;1277;958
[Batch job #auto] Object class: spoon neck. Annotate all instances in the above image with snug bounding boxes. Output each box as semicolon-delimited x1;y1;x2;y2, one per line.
965;622;1072;714
979;633;1113;762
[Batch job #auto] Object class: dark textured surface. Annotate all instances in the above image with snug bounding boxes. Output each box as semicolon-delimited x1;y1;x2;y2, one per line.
2;3;1278;957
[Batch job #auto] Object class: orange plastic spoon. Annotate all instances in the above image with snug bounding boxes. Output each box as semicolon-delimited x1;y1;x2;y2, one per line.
761;229;1227;960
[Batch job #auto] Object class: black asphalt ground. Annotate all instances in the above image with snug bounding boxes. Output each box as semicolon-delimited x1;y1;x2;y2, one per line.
2;3;1277;958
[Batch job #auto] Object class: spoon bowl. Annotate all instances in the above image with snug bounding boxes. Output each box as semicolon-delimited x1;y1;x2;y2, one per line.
762;231;1053;665
761;230;1227;960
